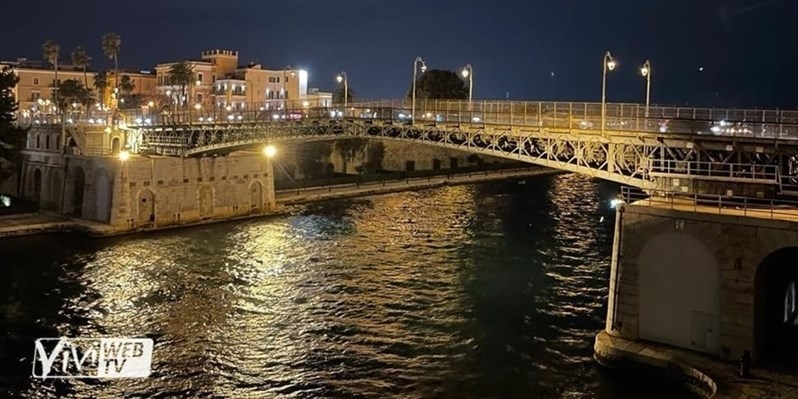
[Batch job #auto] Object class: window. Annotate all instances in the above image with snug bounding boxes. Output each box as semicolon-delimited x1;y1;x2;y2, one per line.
197;93;203;102
285;76;289;83
212;75;216;82
30;92;40;101
197;73;203;83
33;77;39;86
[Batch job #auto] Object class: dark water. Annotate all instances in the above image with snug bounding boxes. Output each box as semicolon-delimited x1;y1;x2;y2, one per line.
0;174;695;398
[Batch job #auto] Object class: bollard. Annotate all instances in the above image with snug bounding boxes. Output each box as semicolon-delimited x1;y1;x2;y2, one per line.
739;350;751;378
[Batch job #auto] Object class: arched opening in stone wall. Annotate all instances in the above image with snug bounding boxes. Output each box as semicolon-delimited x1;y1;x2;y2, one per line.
638;232;721;355
32;169;42;204
111;137;121;154
198;186;214;219
45;135;50;150
250;181;263;214
137;190;155;224
47;169;63;211
69;166;86;218
95;173;112;223
754;247;798;369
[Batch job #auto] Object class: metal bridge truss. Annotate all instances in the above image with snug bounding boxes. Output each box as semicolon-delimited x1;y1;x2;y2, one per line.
135;118;798;196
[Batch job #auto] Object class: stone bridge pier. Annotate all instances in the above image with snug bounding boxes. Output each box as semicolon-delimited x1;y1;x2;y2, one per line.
599;202;798;369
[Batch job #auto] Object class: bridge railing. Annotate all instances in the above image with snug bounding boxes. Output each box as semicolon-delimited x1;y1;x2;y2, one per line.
33;99;798;140
621;187;798;220
648;160;780;183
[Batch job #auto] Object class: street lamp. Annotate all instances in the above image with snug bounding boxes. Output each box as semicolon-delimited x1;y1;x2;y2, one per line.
336;71;348;109
263;144;276;158
412;56;427;124
461;64;473;103
601;51;616;135
640;60;652;117
282;66;296;115
118;149;130;162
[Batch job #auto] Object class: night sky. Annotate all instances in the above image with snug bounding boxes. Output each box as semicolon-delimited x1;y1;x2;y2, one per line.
4;0;797;107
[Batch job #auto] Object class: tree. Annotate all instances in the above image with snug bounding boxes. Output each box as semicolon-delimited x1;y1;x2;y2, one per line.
101;32;121;88
57;79;92;110
167;61;194;108
93;72;109;107
297;142;333;179
70;46;91;89
119;75;135;99
41;40;60;110
406;69;468;100
332;86;355;105
333;138;367;173
0;68;28;185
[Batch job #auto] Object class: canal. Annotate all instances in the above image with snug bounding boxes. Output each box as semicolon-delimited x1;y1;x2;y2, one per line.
0;173;697;398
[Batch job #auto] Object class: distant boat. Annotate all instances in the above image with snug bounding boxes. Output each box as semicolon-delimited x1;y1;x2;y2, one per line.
518;180;527;185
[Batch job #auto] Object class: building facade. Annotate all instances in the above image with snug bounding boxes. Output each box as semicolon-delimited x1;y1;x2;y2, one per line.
104;70;157;108
155;50;308;113
2;58;95;113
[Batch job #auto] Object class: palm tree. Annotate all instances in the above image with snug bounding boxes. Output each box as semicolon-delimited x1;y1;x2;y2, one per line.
93;72;109;108
70;46;92;89
167;61;194;109
119;75;134;97
101;33;121;88
41;40;60;111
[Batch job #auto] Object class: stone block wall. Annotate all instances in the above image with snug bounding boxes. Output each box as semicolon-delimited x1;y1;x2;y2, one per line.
606;203;798;362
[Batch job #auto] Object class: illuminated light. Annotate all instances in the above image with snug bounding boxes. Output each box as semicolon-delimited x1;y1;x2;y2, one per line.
237;115;243;120
330;111;336;117
135;118;143;124
336;75;343;83
195;80;201;86
145;118;151;124
302;101;309;107
226;106;232;111
88;119;95;124
148;101;154;107
104;127;112;134
711;126;721;133
199;117;205;122
610;198;624;209
273;114;281;120
420;64;427;73
607;60;616;71
472;116;481;122
461;68;469;78
194;103;201;110
228;114;235;120
425;112;432;118
118;150;130;162
263;145;277;158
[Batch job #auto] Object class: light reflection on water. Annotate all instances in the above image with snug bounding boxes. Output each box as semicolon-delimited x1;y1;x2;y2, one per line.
0;174;695;398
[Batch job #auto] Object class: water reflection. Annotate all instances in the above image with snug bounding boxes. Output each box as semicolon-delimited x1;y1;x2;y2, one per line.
0;174;695;398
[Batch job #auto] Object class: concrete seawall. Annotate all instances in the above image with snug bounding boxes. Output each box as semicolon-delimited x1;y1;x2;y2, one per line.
0;167;562;239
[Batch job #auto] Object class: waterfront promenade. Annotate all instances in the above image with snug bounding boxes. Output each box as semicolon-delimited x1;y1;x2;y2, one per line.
0;167;558;238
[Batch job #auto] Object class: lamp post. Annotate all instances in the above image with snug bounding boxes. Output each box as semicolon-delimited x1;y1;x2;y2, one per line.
282;66;296;117
412;56;427;124
640;60;651;118
601;51;616;135
461;64;473;103
336;71;348;109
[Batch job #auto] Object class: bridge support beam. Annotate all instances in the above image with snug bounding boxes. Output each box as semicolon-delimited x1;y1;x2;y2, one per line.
600;201;798;368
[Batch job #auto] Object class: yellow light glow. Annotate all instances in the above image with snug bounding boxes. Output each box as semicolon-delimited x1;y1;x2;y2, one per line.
194;103;202;110
461;69;469;78
607;60;616;71
118;150;130;162
336;75;343;83
263;145;277;158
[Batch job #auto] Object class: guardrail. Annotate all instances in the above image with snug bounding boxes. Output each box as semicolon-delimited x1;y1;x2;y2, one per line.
649;160;780;184
21;99;798;140
621;187;798;220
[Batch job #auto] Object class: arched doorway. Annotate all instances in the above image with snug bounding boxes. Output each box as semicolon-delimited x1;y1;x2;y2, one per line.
111;137;121;154
638;232;721;355
47;169;63;211
137;190;155;224
95;173;112;223
70;166;86;218
31;169;42;204
198;186;214;219
250;181;263;214
755;247;798;368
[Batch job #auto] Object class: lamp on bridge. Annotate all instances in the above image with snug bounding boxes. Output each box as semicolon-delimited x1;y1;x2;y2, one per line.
118;149;130;162
601;51;617;136
640;60;652;117
336;72;349;109
461;64;473;103
412;56;427;124
263;144;277;158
